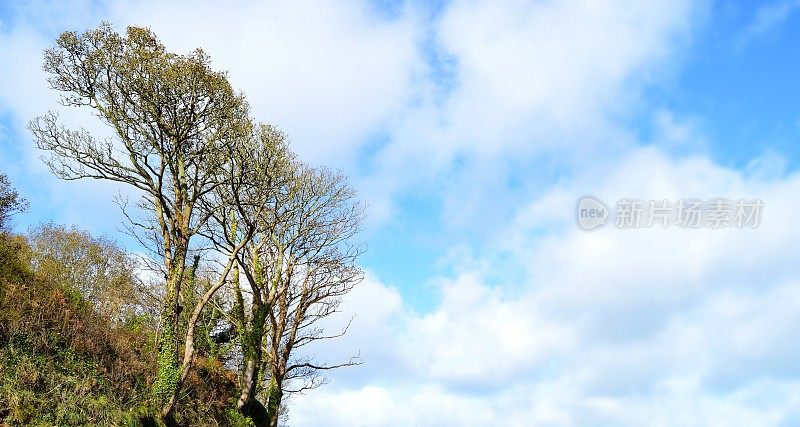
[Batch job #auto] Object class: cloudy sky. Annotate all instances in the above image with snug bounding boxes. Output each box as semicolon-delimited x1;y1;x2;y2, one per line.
3;0;800;425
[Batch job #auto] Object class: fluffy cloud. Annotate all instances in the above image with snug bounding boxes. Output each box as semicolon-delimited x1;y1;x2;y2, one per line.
437;0;694;149
363;0;704;230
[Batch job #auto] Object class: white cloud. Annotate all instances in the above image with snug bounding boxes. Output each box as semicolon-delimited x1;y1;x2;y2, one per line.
362;0;703;229
437;0;693;150
401;271;576;389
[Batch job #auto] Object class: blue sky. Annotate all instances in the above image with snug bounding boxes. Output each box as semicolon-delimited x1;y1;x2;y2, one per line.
2;0;800;425
655;1;800;169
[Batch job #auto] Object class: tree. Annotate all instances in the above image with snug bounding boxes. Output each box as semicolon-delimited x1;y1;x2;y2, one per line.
176;123;292;423
28;23;251;419
0;173;28;230
27;223;142;323
162;123;291;418
231;162;364;427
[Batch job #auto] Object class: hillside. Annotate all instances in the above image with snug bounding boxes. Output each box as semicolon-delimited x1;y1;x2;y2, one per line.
0;229;245;426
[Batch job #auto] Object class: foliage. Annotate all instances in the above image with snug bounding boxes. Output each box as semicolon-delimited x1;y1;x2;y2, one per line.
0;173;27;230
27;223;143;322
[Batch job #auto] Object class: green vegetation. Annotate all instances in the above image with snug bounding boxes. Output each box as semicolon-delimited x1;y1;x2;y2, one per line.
0;221;244;426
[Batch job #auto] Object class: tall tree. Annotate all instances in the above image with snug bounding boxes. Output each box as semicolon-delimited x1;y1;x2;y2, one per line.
164;123;291;419
232;163;364;427
213;125;296;423
28;23;251;419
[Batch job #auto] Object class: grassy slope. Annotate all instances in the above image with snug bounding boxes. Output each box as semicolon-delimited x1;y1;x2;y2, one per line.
0;233;247;427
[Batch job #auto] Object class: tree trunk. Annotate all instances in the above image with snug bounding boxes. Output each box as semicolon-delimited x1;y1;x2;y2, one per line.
237;358;260;408
237;358;269;426
237;302;268;425
266;378;283;427
161;247;242;420
157;241;189;421
155;268;184;421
